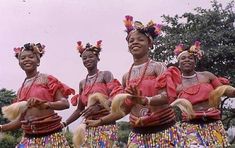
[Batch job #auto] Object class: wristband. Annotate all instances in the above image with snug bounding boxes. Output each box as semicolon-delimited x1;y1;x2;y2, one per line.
61;121;67;127
145;97;152;105
0;125;3;132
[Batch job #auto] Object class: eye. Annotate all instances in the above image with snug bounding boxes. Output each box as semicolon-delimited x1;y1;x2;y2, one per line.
20;56;25;60
128;39;134;43
189;56;194;60
180;56;186;60
29;55;35;58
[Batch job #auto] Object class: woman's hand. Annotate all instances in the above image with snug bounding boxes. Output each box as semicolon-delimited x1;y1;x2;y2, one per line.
126;85;147;105
27;97;47;108
85;119;101;127
81;103;102;118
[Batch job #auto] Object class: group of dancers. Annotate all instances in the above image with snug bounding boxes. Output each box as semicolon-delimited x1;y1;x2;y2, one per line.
1;15;235;148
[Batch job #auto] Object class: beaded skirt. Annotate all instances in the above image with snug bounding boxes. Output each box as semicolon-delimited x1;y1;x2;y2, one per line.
82;124;118;148
180;120;230;147
16;131;70;148
127;124;185;148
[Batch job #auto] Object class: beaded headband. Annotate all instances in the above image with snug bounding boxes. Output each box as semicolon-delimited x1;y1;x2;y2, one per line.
174;41;203;60
124;15;162;41
14;43;45;59
76;40;102;57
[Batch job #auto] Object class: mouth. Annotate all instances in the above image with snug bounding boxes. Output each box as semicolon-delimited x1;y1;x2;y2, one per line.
131;45;141;50
85;62;93;67
23;63;33;67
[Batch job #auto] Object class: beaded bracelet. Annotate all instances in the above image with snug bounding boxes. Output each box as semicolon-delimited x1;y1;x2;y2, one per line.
99;118;104;124
61;122;67;127
145;97;152;105
0;125;3;132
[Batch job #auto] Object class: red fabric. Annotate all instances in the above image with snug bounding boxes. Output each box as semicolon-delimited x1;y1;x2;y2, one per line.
155;66;181;103
218;77;229;85
107;79;124;99
183;108;221;121
178;83;214;104
127;76;158;97
17;74;74;102
129;107;175;127
47;75;75;97
71;94;80;106
74;80;123;106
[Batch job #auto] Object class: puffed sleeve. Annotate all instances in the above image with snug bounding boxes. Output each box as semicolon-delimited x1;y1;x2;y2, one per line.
155;66;181;103
47;75;75;98
70;94;80;106
107;79;124;99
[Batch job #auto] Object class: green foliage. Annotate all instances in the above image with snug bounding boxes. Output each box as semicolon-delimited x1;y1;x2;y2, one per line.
0;88;16;121
0;134;18;148
64;127;74;148
117;121;131;144
150;0;235;85
0;88;22;146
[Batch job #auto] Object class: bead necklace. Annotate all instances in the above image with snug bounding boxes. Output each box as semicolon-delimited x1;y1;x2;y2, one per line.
83;70;99;95
181;72;200;95
126;59;150;87
181;73;197;79
18;72;39;100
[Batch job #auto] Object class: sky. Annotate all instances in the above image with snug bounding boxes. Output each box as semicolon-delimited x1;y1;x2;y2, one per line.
0;0;232;130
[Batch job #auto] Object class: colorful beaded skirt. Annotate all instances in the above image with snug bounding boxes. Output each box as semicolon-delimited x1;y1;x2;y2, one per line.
82;124;118;148
16;131;70;148
180;120;230;147
127;124;185;148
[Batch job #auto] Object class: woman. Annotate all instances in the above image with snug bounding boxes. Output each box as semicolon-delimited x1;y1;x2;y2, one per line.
86;16;186;147
0;43;74;147
63;40;123;147
156;42;235;147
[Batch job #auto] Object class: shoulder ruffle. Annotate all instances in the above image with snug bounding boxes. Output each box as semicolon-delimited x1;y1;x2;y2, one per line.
155;66;181;103
107;79;124;98
47;75;75;98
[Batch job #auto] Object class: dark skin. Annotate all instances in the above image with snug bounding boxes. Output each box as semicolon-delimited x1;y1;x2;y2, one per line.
86;31;168;127
64;50;112;126
177;52;235;111
1;50;69;132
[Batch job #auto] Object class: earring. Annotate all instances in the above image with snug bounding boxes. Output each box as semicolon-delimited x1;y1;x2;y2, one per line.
37;63;40;66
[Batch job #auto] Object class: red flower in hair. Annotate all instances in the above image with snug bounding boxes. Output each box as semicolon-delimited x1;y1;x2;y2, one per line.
14;47;22;54
96;40;102;49
124;15;134;33
77;41;85;55
154;24;162;35
174;43;184;56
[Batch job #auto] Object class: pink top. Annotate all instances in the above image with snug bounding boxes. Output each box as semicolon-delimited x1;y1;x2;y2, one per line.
156;66;228;120
71;71;123;106
17;73;75;102
123;60;177;127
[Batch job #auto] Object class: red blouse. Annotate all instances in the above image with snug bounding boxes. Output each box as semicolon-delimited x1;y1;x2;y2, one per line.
17;73;75;102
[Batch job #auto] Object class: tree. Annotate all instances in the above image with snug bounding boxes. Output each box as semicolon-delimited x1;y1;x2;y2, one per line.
0;88;22;147
150;0;235;85
117;121;130;144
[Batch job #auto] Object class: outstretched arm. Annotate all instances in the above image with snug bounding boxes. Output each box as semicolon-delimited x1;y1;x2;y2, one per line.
1;116;21;132
64;99;85;126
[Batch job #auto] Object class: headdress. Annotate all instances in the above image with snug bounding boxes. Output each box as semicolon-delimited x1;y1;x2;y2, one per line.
174;41;203;60
14;43;45;59
76;40;102;57
124;15;162;41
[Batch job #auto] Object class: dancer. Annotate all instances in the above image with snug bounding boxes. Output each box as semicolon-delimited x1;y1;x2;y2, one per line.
86;16;188;147
156;41;235;147
63;40;122;147
1;43;74;147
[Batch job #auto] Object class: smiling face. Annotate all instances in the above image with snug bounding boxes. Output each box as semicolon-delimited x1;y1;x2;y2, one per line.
81;50;98;70
178;51;196;73
127;31;152;59
18;50;39;73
